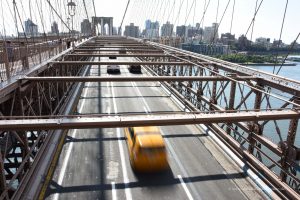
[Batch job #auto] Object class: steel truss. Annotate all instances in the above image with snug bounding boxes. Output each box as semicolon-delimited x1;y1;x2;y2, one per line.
0;36;300;199
0;38;94;199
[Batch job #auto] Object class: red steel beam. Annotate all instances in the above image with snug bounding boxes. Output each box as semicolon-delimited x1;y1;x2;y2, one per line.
73;49;163;52
23;76;257;82
0;110;299;130
50;61;195;65
68;54;174;57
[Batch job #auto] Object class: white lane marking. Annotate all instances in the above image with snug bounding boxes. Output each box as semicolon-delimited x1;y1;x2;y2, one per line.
111;182;117;200
131;81;151;111
107;106;111;114
178;175;194;200
161;129;201;199
111;81;133;200
130;80;200;199
53;82;91;200
143;106;148;113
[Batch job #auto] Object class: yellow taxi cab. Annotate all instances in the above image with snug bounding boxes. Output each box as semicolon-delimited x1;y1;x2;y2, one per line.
124;126;169;172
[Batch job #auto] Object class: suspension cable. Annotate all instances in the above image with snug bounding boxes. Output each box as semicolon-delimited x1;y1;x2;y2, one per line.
119;0;131;35
250;0;259;42
82;0;89;21
229;0;235;34
244;0;264;37
46;0;71;32
276;32;300;75
210;0;231;45
272;0;289;74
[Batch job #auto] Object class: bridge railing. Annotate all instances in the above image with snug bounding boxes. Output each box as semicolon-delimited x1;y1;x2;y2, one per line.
0;37;89;82
124;38;300;199
0;37;94;199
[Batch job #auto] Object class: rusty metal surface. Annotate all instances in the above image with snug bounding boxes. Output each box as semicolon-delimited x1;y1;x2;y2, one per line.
68;53;174;57
50;61;194;65
0;110;298;130
0;37;94;199
23;76;257;82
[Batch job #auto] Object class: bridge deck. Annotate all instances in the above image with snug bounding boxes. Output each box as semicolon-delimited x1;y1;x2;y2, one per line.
2;36;299;200
44;57;265;200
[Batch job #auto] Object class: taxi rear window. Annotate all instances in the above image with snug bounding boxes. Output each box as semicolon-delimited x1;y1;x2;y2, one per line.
139;147;166;154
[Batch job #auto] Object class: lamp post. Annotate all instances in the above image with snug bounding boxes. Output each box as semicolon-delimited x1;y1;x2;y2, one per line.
67;17;70;37
67;0;76;44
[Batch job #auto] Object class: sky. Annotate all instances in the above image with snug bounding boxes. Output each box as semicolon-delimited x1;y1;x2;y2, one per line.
0;0;299;44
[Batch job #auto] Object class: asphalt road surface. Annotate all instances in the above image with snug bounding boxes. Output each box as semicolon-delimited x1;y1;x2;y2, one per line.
45;56;266;200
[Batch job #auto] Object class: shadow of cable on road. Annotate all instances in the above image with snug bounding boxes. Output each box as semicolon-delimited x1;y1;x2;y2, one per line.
45;171;246;197
80;95;170;99
84;85;160;88
64;133;207;144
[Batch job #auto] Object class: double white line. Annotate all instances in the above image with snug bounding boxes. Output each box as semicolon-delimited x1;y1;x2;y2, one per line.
111;81;133;200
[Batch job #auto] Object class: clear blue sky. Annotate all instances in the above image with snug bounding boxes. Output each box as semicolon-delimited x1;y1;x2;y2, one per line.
1;0;299;44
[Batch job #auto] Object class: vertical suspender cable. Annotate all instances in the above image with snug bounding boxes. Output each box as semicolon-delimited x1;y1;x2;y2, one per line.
273;0;289;74
119;0;131;36
250;0;259;42
229;0;235;34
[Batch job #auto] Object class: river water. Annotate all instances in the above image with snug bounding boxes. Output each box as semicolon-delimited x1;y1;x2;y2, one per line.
247;61;300;146
249;61;300;81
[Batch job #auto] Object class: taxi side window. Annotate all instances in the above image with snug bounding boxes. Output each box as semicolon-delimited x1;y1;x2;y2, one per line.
128;127;134;139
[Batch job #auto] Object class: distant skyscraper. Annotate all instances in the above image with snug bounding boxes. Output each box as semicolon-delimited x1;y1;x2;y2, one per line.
203;23;219;43
124;23;140;38
161;21;173;37
112;27;118;35
145;20;159;38
25;19;38;36
220;33;236;45
187;26;202;38
176;25;186;37
81;19;92;36
145;20;151;29
51;21;59;34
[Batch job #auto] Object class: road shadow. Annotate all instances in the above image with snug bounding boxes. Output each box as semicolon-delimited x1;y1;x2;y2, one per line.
45;171;246;198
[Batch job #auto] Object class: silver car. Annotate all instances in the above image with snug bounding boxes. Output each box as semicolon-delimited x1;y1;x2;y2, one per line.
107;65;120;74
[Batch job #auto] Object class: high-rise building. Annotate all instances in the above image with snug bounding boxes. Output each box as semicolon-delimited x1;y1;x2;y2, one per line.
161;21;173;37
124;23;140;38
220;33;236;45
203;23;219;43
144;21;159;38
81;19;92;36
145;20;151;30
51;21;59;34
25;19;38;36
186;25;202;38
112;27;118;35
176;25;186;37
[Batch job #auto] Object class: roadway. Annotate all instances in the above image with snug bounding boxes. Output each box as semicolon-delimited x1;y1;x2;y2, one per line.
45;55;265;200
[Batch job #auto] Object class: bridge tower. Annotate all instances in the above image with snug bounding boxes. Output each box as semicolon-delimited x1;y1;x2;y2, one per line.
92;17;113;36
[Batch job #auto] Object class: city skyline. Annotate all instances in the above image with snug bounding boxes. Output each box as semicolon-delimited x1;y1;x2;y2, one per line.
123;20;295;46
0;0;299;44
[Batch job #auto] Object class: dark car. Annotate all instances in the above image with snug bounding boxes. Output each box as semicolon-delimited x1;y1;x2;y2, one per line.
107;65;120;74
119;49;126;54
109;56;117;59
128;65;141;73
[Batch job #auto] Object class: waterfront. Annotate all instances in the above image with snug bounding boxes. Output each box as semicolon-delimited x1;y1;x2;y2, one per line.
248;60;300;81
248;61;300;146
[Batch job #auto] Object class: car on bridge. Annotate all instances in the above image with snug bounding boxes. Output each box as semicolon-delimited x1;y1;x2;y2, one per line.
107;65;120;74
128;65;142;73
109;55;117;59
124;126;169;172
